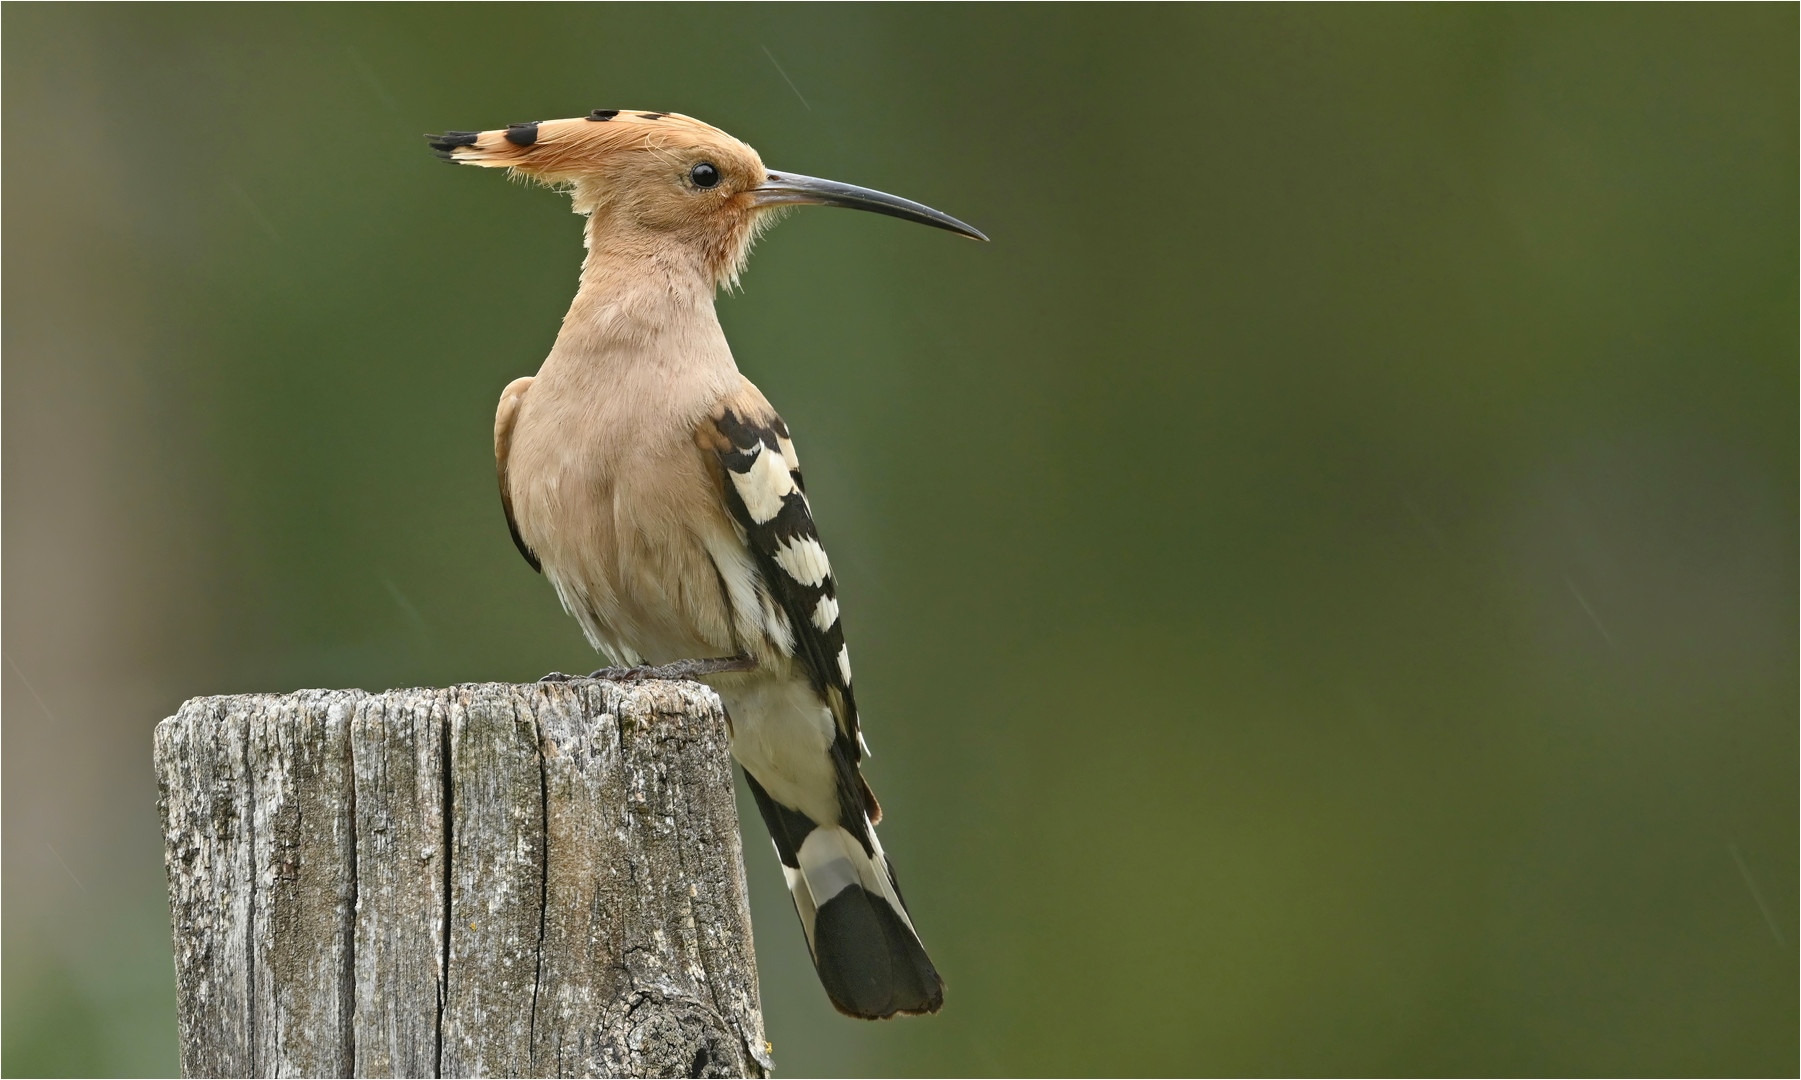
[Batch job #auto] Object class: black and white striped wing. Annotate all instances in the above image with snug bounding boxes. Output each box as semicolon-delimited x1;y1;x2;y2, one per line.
710;401;942;1019
710;406;867;770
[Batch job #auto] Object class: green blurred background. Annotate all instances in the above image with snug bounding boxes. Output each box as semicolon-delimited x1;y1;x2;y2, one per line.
4;4;1795;1075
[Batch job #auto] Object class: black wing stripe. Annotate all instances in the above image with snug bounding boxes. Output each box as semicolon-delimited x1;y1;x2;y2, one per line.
714;408;868;799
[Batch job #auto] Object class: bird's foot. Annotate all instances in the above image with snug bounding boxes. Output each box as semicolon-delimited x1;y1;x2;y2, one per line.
539;671;576;683
584;655;757;682
585;663;651;682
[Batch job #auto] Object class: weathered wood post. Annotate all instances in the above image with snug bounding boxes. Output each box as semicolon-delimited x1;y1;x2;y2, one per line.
154;681;773;1079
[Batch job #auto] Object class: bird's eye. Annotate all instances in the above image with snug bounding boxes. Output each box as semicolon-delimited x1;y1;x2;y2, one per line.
690;162;721;189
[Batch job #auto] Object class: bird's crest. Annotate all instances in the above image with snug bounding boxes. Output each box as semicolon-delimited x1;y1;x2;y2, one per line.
428;110;752;186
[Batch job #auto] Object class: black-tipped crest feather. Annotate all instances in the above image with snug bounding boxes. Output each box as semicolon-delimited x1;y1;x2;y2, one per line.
425;130;480;155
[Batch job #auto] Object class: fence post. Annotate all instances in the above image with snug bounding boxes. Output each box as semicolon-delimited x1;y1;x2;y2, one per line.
155;681;773;1078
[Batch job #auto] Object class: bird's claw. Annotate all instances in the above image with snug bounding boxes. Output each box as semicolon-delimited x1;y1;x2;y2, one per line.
538;657;756;685
576;656;758;683
586;665;650;681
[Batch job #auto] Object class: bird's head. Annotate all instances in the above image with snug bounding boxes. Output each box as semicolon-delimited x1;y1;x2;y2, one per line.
429;110;984;287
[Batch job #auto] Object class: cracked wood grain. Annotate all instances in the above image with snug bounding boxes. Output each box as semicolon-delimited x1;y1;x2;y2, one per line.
532;681;771;1078
156;683;768;1079
156;697;254;1078
351;691;448;1077
249;690;358;1077
440;685;545;1077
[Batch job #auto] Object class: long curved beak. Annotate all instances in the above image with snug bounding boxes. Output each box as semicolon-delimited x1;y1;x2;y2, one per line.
752;171;988;241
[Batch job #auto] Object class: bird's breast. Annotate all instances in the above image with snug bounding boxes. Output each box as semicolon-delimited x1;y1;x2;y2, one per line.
506;366;741;664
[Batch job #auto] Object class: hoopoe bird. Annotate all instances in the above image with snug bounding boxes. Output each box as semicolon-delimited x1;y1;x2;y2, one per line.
428;110;984;1019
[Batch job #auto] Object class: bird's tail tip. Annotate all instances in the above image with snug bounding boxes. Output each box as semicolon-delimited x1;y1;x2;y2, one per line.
812;875;945;1019
745;773;943;1019
783;823;943;1019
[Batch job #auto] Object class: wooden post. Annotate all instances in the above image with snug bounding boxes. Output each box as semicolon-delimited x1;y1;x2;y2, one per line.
155;681;773;1079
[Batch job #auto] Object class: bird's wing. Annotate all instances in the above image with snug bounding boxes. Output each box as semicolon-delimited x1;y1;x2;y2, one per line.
494;376;541;573
701;388;878;818
703;385;941;1018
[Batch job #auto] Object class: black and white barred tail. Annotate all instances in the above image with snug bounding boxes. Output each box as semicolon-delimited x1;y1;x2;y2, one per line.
746;772;943;1018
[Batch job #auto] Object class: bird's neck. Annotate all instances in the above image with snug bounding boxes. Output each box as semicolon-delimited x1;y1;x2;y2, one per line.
536;217;739;402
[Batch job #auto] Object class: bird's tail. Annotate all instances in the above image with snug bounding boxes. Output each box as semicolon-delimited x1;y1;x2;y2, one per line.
745;774;943;1019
